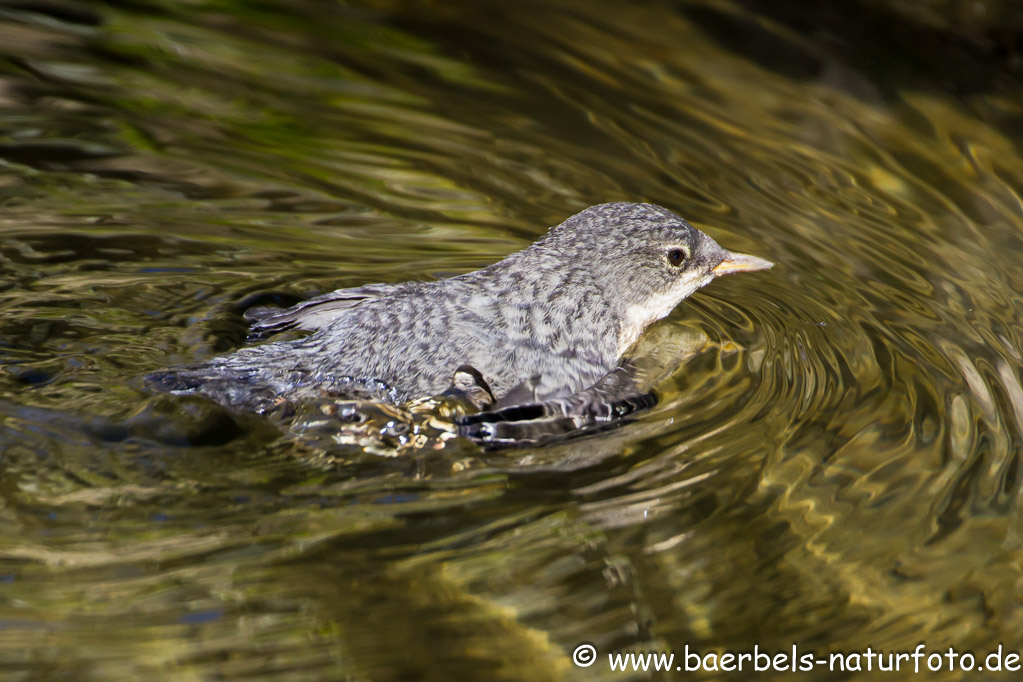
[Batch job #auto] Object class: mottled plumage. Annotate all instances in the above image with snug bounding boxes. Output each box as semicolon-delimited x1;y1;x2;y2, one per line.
148;203;771;421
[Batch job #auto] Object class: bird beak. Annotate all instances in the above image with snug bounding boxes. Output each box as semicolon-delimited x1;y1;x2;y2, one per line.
712;251;774;276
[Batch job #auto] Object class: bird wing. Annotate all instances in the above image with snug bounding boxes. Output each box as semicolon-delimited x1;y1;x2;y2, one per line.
247;282;404;335
456;325;719;448
456;362;657;448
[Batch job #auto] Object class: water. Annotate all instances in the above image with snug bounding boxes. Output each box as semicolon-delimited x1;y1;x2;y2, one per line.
2;0;1022;679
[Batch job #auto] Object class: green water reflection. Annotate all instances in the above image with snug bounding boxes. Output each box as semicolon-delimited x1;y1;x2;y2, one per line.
1;0;1022;679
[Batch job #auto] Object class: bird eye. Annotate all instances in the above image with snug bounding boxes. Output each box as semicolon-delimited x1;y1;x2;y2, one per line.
667;248;687;267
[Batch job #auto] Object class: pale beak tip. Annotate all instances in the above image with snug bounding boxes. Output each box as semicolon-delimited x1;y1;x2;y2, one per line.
712;252;774;276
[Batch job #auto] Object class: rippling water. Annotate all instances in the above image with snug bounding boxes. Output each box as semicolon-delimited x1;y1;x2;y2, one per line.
2;0;1023;678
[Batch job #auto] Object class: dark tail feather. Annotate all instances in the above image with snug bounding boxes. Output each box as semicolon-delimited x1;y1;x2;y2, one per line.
145;368;208;394
144;361;285;414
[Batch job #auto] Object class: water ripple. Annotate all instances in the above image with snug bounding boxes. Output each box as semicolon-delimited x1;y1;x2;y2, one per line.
2;0;1023;677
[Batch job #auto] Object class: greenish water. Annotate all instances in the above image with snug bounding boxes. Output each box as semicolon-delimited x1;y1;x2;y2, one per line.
2;0;1023;679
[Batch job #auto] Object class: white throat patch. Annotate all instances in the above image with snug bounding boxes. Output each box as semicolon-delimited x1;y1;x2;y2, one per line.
616;274;710;357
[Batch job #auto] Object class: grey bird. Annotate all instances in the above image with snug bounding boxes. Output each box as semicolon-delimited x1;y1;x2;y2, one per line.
148;202;772;444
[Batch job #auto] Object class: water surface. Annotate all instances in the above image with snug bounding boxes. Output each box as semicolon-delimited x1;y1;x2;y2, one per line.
2;0;1023;679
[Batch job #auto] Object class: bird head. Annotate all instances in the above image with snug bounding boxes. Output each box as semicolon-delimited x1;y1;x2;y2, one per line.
537;202;773;355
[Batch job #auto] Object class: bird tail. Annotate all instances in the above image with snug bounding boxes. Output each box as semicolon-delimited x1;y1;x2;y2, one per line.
145;343;302;414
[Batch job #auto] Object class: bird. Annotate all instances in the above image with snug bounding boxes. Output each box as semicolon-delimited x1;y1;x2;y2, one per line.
147;202;772;443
